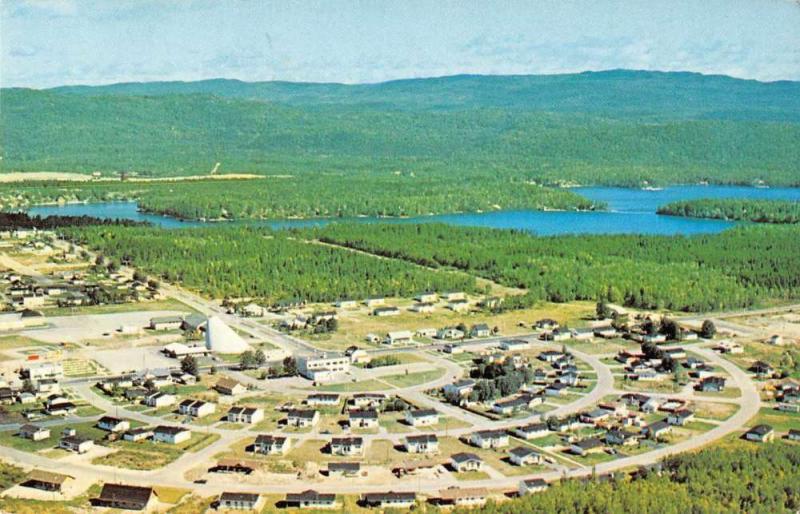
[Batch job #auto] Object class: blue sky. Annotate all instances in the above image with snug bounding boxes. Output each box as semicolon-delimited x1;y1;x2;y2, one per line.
2;0;799;88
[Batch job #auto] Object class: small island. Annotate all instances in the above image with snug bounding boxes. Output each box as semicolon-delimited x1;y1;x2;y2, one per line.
657;198;800;224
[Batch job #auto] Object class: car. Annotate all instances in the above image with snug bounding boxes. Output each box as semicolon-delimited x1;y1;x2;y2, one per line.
605;448;618;455
193;479;207;484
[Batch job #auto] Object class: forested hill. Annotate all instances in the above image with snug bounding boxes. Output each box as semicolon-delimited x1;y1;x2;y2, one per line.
49;70;800;121
2;71;800;185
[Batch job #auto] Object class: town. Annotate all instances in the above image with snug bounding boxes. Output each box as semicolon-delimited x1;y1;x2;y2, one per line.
0;227;796;512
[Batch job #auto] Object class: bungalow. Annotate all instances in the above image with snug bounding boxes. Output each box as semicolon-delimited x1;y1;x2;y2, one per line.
788;429;800;441
444;292;466;302
149;315;183;331
286;409;320;428
410;302;436;314
643;333;667;344
219;492;263;511
447;299;470;312
153;425;191;444
559;371;580;387
19;424;50;441
593;326;619;339
351;393;386;409
123;427;153;442
330;437;364;456
145;391;176;408
415;292;439;303
373;306;400;317
327;462;361;478
745;424;775;443
519;478;549;496
545;383;569;396
581;408;612;425
59;435;93;454
570;328;594;341
668;410;695;426
538;350;565;363
620;393;650;409
438;487;488;507
641;397;662;413
606;429;639;446
349;409;379;429
365;297;385;307
178;399;216;418
253;435;291;455
404;409;439;427
417;328;439;339
508;446;543;466
647;421;672;439
751;361;775;378
306;393;341;407
23;470;73;493
450;452;483;472
663;347;687;359
125;387;148;401
97;416;130;433
443;379;476;397
500;339;530;351
470;324;491;338
345;347;371;364
436;327;464;340
215;377;246;396
469;429;509;449
211;460;259;477
405;434;439;454
226;406;264;424
362;492;416;509
533;368;549;384
46;401;77;416
511;423;550;440
569;438;605;456
94;484;156;511
334;299;358;309
492;395;540;415
542;329;572;342
384;330;413;345
284;490;337;509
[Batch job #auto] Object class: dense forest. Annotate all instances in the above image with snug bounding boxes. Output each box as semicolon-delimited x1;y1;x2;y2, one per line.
305;223;800;311
3;72;800;187
61;225;476;302
467;444;800;514
0;176;600;220
658;198;800;223
0;212;144;229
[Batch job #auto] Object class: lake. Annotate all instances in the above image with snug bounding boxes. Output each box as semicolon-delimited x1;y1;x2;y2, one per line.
27;185;800;236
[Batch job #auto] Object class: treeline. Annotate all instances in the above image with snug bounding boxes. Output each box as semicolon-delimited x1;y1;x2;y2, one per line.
0;212;144;229
306;223;800;311
3;87;800;187
62;226;476;302
0;176;600;220
658;198;800;224
469;444;800;514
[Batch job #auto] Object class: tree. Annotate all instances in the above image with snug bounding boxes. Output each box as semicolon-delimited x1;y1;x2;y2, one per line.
254;349;267;367
673;365;688;386
701;320;717;339
143;378;156;392
660;317;680;340
181;355;199;377
283;356;298;376
21;379;35;394
239;350;257;370
596;299;612;320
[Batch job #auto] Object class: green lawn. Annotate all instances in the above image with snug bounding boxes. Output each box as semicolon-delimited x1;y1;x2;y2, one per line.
748;407;800;433
316;379;389;392
381;368;446;388
43;297;197;316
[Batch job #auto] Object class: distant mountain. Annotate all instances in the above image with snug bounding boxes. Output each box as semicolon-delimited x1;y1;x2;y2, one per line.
48;70;800;122
2;71;799;185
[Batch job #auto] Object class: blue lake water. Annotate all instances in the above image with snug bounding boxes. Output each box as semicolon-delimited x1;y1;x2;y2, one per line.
27;185;800;236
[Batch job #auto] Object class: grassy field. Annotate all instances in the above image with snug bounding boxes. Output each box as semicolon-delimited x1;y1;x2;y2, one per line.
747;407;800;433
315;379;389;392
381;368;446;388
92;432;220;470
614;377;680;393
0;484;101;514
0;421;106;453
694;386;742;400
42;297;198;317
693;401;738;421
0;335;49;349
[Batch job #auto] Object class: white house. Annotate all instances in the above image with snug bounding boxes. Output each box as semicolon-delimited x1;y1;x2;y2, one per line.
469;430;509;449
178;399;216;418
349;409;379;429
97;416;130;433
153;426;191;445
227;406;264;424
384;331;414;345
253;435;290;455
404;409;439;427
405;434;439;454
286;409;319;428
145;392;176;408
519;478;549;496
330;437;364;456
508;446;543;466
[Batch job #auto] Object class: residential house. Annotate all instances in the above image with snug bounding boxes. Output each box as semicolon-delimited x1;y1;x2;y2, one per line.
667;410;695;426
545;383;568;396
384;331;413;345
153;426;191;444
330;437;364;456
306;393;341;407
535;319;559;330
469;430;509;449
365;297;386;307
218;492;263;511
93;484;156;511
450;452;483;472
745;424;775;443
215;378;246;396
149;316;183;331
437;487;488;507
441;342;464;353
492;395;540;416
327;462;361;478
286;409;319;428
123;427;153;442
178;399;216;418
334;300;357;309
372;306;400;317
443;379;475;398
538;351;565;363
19;424;49;441
519;478;549;495
509;446;543;466
751;361;775;378
253;435;290;455
500;339;530;351
436;327;464;340
647;421;672;439
447;299;470;312
404;409;439;427
226;406;264;425
410;302;436;314
362;492;416;509
349;409;379;429
97;416;130;433
787;429;800;441
415;292;439;303
284;490;337;509
569;438;605;456
511;423;550;440
23;470;72;493
59;435;93;454
470;324;491;338
606;430;640;447
145;391;176;408
350;393;386;409
417;328;438;339
405;434;439;454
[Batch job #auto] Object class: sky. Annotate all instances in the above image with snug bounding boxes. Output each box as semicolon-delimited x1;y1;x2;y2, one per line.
1;0;799;88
